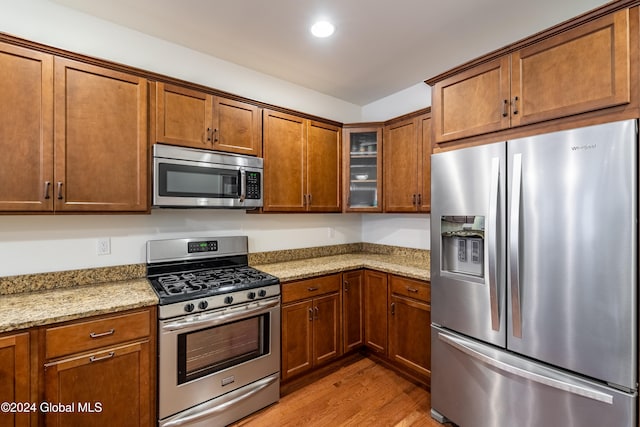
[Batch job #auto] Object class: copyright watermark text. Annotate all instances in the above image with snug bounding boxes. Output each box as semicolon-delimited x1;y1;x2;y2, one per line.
1;401;102;413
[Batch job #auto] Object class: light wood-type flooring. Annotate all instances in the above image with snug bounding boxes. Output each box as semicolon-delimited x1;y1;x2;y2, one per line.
230;354;452;427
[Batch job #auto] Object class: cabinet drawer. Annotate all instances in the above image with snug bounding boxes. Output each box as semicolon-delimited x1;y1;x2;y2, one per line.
45;309;150;360
282;274;341;304
390;276;430;303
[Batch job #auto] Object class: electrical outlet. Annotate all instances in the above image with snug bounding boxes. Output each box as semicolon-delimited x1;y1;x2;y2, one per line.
97;238;111;256
328;227;336;238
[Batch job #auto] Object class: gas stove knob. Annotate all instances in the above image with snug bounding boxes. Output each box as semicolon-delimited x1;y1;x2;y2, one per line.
258;289;267;297
247;291;256;300
198;300;208;310
184;303;195;313
224;296;234;305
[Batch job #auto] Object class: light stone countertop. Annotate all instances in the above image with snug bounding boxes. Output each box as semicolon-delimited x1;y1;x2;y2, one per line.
253;253;430;283
0;278;158;334
0;244;428;334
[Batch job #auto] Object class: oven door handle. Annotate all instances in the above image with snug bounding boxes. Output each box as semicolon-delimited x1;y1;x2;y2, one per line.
160;373;279;427
161;297;280;332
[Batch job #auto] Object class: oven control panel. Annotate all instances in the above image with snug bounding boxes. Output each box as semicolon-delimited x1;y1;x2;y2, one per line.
188;240;218;253
158;284;281;319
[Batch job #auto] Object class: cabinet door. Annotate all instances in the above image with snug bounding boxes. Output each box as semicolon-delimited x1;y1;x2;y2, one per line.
54;58;148;212
313;293;341;365
263;110;306;212
281;299;313;380
44;341;151;427
432;56;511;143
389;294;431;378
418;114;431;212
384;118;419;212
212;97;262;156
0;43;54;212
342;127;383;212
342;270;364;353
512;9;630;128
306;121;341;212
0;333;30;427
364;270;388;355
154;83;213;149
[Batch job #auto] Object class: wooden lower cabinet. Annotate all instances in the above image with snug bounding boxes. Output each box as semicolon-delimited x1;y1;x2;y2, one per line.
0;332;31;427
363;270;388;355
40;308;155;427
281;274;341;381
342;270;364;353
389;276;431;380
43;341;150;427
281;270;430;385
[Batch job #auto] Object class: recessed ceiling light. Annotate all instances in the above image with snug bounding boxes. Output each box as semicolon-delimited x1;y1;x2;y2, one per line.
311;21;335;38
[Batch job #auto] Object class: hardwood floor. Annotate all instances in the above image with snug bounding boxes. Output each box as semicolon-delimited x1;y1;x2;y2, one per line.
230;355;450;427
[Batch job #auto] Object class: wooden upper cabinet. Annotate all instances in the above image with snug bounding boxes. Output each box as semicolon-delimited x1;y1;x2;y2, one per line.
0;43;54;212
512;9;630;127
419;115;431;212
155;83;212;149
263;109;341;212
342;126;383;212
263;109;306;212
154;82;262;156
431;8;631;143
306;121;341;212
213;97;262;156
432;57;511;143
384;112;431;213
54;58;148;212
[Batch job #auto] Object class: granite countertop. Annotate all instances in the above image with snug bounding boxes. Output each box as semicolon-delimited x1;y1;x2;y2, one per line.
0;243;428;334
0;266;158;334
252;244;430;283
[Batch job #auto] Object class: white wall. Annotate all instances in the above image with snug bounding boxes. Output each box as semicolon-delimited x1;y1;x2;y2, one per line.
0;0;430;278
361;83;431;122
361;214;430;250
0;212;362;276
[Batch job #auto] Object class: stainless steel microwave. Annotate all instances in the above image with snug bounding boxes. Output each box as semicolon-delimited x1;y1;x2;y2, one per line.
152;144;263;209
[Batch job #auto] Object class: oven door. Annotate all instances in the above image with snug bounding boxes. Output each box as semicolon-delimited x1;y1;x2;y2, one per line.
158;296;280;421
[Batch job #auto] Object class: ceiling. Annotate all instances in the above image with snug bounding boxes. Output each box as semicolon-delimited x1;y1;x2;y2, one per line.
53;0;611;106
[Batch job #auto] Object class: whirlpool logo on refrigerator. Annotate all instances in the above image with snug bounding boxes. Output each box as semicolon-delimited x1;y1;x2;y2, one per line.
571;144;597;151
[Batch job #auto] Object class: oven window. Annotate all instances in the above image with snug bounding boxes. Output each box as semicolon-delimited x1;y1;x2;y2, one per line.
177;313;269;384
159;163;240;198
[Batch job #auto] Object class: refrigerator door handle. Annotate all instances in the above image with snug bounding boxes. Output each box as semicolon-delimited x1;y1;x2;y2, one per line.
488;157;500;331
438;332;614;405
510;153;523;338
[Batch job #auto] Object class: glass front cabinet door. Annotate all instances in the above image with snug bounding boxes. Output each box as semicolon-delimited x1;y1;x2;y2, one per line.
342;126;383;212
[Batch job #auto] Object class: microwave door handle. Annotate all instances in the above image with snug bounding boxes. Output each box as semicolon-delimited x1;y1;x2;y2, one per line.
239;169;246;202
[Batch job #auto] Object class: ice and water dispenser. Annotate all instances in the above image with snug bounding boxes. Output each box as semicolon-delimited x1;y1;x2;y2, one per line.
441;216;485;278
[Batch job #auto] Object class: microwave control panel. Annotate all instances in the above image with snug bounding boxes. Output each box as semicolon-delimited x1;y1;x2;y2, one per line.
246;172;261;199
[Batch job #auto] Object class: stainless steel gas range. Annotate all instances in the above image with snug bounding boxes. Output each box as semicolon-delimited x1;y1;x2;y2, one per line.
146;236;280;427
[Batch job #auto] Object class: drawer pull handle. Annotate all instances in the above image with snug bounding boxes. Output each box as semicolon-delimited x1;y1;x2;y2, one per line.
89;329;115;339
407;287;419;293
307;287;318;292
89;352;115;363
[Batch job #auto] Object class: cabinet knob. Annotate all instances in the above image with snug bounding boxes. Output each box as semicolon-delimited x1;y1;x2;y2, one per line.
391;302;395;315
344;280;350;292
206;127;212;142
502;99;508;117
512;96;519;115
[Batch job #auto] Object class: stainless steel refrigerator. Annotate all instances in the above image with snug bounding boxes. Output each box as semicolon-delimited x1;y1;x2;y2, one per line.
430;119;638;426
